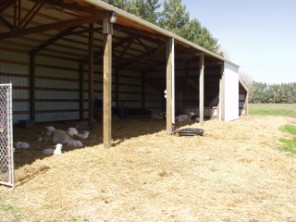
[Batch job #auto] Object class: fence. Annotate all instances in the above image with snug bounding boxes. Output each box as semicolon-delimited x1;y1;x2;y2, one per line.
0;83;14;187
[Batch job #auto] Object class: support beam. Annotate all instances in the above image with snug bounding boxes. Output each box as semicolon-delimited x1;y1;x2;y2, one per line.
0;0;14;13
199;54;205;125
0;16;14;30
103;18;113;148
88;23;94;130
29;53;36;121
31;26;79;54
19;2;43;29
166;38;174;134
79;62;84;121
0;15;103;40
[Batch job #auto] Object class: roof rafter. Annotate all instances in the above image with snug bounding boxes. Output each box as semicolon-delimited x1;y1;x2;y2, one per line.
0;0;14;13
18;1;43;29
0;14;103;40
31;25;79;54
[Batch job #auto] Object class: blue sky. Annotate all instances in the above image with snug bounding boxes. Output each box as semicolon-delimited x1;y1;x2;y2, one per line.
162;0;296;83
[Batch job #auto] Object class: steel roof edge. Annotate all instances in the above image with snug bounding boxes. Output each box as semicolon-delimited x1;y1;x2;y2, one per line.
239;79;249;91
84;0;239;68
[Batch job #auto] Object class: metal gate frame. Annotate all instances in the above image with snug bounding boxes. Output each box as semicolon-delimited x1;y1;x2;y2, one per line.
0;83;14;187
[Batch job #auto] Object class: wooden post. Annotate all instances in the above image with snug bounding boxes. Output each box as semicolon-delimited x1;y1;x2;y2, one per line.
166;38;173;134
29;52;35;121
103;16;112;148
79;62;84;121
199;54;204;125
88;23;94;130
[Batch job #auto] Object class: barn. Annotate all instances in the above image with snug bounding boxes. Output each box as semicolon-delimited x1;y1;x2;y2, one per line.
0;0;248;148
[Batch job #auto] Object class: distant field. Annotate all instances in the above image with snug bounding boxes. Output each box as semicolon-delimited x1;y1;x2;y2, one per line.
249;103;296;117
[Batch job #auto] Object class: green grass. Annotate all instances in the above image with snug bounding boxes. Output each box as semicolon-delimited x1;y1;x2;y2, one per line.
279;125;296;154
249;103;296;117
0;202;22;222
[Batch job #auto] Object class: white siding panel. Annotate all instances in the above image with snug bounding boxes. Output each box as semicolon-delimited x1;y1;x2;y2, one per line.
224;62;239;121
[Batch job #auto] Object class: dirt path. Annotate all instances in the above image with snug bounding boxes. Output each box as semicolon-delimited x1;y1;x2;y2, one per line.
1;116;296;221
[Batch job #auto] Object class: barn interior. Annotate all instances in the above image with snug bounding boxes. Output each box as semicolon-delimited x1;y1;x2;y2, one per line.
0;0;236;147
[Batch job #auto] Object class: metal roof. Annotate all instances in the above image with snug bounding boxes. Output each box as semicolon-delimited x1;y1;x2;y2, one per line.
0;0;239;70
83;0;239;67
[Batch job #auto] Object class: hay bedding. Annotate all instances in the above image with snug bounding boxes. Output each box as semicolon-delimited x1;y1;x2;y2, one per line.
0;116;296;221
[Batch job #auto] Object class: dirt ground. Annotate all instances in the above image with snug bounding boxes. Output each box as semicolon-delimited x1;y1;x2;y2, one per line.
1;115;296;222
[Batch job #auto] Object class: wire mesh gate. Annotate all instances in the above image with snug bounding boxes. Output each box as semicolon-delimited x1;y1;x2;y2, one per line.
0;83;14;187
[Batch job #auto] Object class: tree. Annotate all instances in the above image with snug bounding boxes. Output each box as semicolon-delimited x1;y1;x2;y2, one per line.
159;0;221;54
127;0;160;24
158;0;190;35
101;0;128;9
101;0;222;54
248;81;296;104
181;19;220;53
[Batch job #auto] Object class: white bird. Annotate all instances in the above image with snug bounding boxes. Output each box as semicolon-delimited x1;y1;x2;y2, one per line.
42;143;63;155
67;127;78;137
45;126;56;132
175;114;189;122
66;140;84;147
15;141;30;149
76;131;90;139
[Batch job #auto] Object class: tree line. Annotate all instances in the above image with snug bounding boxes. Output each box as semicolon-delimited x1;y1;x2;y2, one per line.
248;82;296;104
101;0;222;55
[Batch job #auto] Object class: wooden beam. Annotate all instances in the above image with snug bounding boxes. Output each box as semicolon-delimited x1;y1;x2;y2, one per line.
29;52;36;121
0;14;103;40
19;2;43;29
115;43;165;69
31;26;79;54
166;38;173;134
103;19;113;148
199;54;205;125
36;0;101;15
103;34;112;148
79;62;84;121
88;23;94;130
0;0;14;13
0;16;14;30
118;36;136;59
135;38;150;52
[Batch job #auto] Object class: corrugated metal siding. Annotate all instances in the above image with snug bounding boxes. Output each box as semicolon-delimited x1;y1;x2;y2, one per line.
0;50;84;123
0;51;30;123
